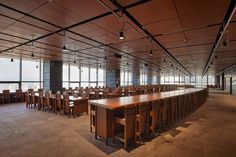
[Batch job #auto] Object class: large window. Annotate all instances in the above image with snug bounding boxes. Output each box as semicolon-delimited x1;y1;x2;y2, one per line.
120;69;133;86
0;57;43;92
62;64;106;88
140;69;147;85
0;57;20;81
21;60;42;91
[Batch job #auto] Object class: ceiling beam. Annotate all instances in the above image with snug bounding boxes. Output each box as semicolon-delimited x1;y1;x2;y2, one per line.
109;0;192;76
202;0;236;76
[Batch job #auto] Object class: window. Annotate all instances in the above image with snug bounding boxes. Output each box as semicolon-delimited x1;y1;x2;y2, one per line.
62;64;106;88
70;65;80;81
90;68;97;82
174;75;179;84
0;57;43;92
0;83;19;92
140;69;147;85
208;75;215;85
120;69;133;86
22;60;40;81
169;76;174;84
0;57;20;81
21;60;42;91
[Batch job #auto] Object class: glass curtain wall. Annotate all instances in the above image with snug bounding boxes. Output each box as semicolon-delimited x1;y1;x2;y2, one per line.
0;57;43;92
62;63;106;88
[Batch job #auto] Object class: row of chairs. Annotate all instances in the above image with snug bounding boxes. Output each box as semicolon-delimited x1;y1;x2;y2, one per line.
0;89;24;104
26;90;88;118
110;89;208;149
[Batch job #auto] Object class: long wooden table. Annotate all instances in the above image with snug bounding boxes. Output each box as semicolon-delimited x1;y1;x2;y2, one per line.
89;88;207;145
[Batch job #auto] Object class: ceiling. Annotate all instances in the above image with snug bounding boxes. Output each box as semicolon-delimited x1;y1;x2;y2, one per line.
0;0;235;76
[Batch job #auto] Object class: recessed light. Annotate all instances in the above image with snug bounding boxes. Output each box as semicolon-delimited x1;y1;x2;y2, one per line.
119;31;125;40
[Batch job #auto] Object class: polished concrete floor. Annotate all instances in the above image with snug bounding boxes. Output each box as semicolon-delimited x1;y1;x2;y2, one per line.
0;93;236;157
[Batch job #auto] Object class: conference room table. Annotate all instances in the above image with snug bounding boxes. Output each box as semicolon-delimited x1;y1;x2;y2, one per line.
89;88;205;144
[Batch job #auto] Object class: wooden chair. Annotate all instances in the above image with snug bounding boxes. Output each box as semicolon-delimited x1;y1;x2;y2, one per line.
171;96;178;125
62;94;74;118
38;91;44;110
2;90;10;104
148;100;160;135
29;92;35;109
90;104;96;132
55;92;62;115
112;104;137;150
159;98;170;130
135;102;149;142
14;89;24;103
44;92;52;113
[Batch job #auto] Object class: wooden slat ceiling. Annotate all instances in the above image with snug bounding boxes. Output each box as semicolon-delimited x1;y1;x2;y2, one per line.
0;0;235;76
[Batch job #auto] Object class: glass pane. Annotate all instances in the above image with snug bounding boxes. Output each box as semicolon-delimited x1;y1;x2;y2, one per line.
90;82;97;87
81;82;89;88
22;60;40;81
22;82;40;91
81;67;89;81
169;76;174;83
63;82;69;88
0;83;19;92
98;82;105;87
70;83;79;88
70;65;80;81
63;64;69;81
0;57;20;81
90;68;97;81
98;68;104;81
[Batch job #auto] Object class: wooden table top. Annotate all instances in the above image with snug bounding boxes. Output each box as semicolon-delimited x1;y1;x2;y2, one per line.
34;93;86;101
89;88;204;110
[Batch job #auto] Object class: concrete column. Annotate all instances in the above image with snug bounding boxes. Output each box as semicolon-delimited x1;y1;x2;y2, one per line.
106;69;120;88
133;69;140;85
221;72;225;90
43;61;62;93
230;77;232;94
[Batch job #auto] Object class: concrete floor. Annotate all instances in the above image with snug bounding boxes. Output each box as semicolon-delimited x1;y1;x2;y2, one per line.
0;93;236;157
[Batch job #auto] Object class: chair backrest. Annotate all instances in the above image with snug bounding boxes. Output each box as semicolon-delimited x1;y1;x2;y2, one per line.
2;90;10;98
28;89;33;93
15;89;22;98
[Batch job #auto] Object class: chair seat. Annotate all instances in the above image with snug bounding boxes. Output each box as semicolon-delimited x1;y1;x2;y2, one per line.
114;117;125;125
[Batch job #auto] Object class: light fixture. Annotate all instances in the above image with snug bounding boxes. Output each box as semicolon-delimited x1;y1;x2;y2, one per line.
171;64;173;67
215;55;218;58
104;56;107;60
36;65;38;69
78;66;80;69
74;60;76;64
10;58;14;62
119;12;125;40
119;31;124;40
126;62;129;65
164;59;166;62
99;64;102;67
159;68;161;71
140;66;143;69
149;50;153;56
31;53;34;57
62;30;69;52
210;61;213;65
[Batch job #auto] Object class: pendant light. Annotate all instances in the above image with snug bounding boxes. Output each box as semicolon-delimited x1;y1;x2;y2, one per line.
119;12;125;40
62;30;69;52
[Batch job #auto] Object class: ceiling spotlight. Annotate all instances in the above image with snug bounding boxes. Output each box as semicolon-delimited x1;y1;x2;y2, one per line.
10;58;14;62
149;50;153;56
104;56;107;60
99;65;102;68
126;62;129;65
31;53;34;57
210;61;213;65
119;31;125;40
164;59;166;62
140;66;143;69
74;60;76;64
36;65;38;69
183;38;187;42
171;64;173;67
